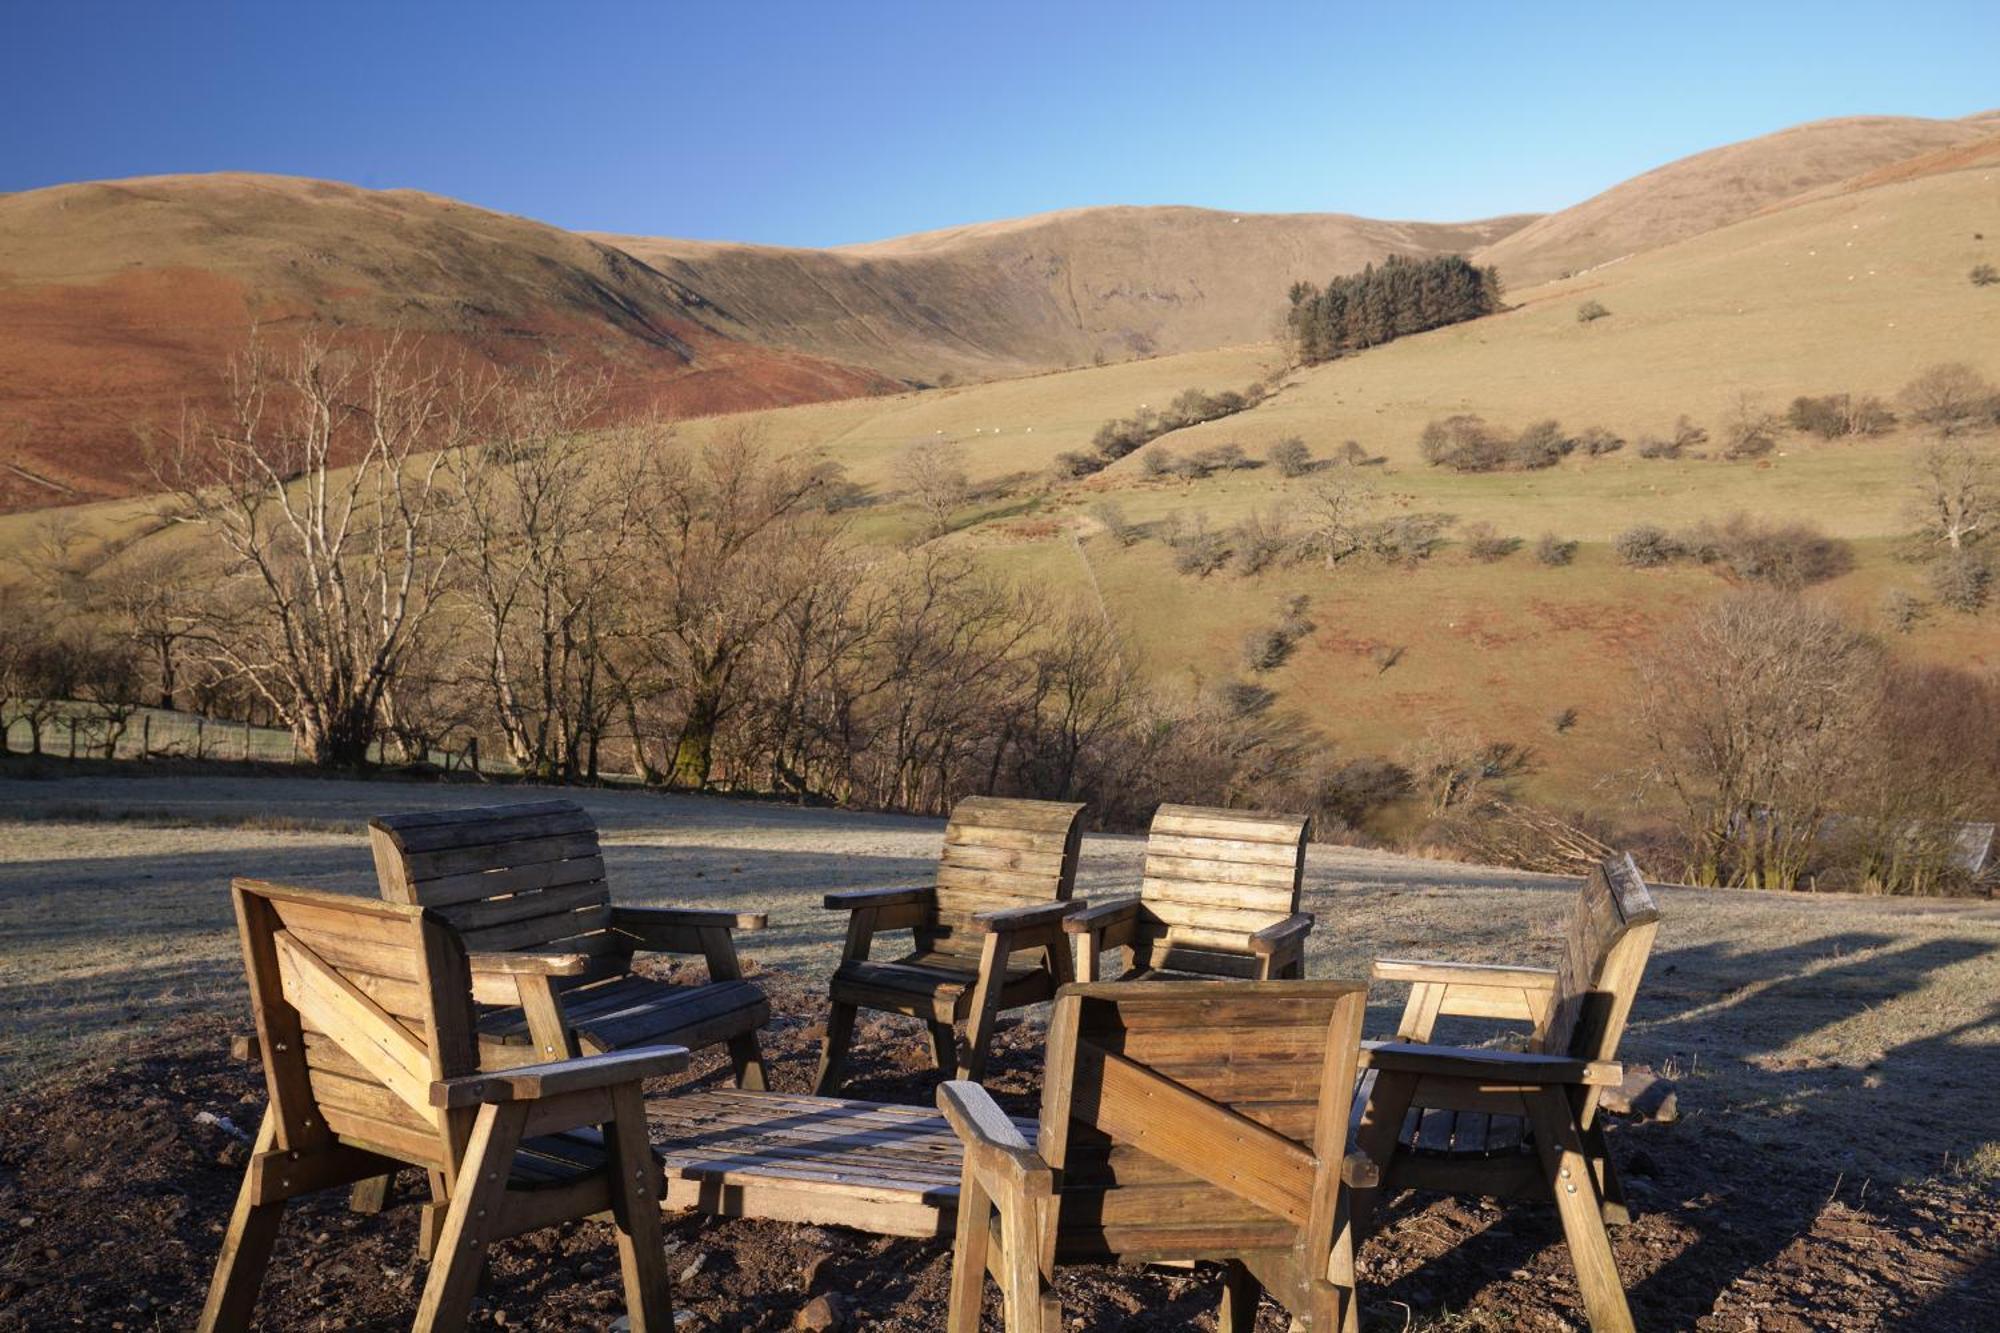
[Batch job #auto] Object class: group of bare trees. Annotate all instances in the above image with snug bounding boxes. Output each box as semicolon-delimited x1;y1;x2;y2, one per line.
1;334;1415;836
1633;590;1999;893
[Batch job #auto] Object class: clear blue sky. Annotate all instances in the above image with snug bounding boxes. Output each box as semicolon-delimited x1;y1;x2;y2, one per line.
3;1;1995;247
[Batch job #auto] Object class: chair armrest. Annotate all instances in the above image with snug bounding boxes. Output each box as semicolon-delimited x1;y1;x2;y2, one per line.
1371;959;1558;989
609;905;768;954
972;900;1075;933
1249;912;1314;956
430;1046;691;1107
1062;896;1140;932
1359;1040;1621;1087
467;950;591;978
937;1080;1050;1188
823;886;934;911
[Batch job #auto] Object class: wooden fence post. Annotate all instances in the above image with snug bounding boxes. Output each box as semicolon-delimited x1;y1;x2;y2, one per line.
195;715;205;760
142;714;152;758
68;718;78;759
244;719;253;763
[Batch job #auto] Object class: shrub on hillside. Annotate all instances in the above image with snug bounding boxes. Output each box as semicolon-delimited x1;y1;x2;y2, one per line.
1093;381;1272;462
1050;450;1104;481
1881;587;1925;634
1577;426;1625;456
1230;505;1295;576
1164;511;1231;576
1419;415;1511;472
1721;396;1781;459
1140;449;1177;479
1971;263;1998;287
1192;442;1252;474
1899;363;2000;439
1786;393;1895;440
1684;513;1854;588
1535;533;1579;566
1369;513;1454;565
1337;439;1374;467
1576;299;1611;323
1615;524;1683;568
1462;521;1521;562
1509;419;1577;470
1091;500;1141;546
1268;436;1314;477
1929;549;1994;613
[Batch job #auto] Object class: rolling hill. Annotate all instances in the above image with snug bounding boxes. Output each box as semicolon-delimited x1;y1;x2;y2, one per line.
596;206;1533;384
1473;113;1997;286
0;173;896;509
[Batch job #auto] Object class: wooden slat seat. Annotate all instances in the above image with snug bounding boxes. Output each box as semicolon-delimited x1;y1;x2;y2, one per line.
1068;804;1314;984
475;975;769;1055
816;797;1086;1091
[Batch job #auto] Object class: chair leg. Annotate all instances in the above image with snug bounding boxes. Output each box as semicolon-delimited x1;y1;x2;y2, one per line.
727;1031;771;1091
605;1083;675;1331
927;1020;959;1073
960;1002;1000;1083
1580;1118;1632;1226
416;1169;450;1261
197;1110;284;1333
349;1172;393;1216
1524;1092;1634;1333
1220;1259;1261;1332
413;1101;527;1332
815;1000;859;1095
945;1156;992;1333
1349;1070;1417;1238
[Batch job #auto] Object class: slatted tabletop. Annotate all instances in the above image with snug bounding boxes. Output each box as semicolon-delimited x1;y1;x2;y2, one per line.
651;1088;1038;1238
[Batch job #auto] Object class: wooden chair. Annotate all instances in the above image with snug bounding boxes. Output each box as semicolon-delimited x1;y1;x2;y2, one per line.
938;980;1376;1332
815;797;1085;1092
370;800;771;1085
1351;853;1661;1333
1065;804;1313;982
203;879;682;1332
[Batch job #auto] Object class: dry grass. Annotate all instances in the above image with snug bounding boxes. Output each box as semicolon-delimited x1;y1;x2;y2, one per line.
3;774;1995;1191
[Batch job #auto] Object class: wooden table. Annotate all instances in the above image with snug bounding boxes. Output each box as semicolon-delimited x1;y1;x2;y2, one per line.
651;1088;1037;1238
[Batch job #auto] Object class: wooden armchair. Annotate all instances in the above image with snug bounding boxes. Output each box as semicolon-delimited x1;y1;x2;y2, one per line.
1351;853;1661;1333
1065;804;1312;982
203;879;681;1332
370;800;770;1086
938;980;1376;1332
815;797;1085;1093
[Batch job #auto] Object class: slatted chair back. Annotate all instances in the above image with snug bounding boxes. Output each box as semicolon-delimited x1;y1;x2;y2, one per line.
922;797;1086;960
1134;805;1309;976
1534;853;1660;1062
1039;981;1368;1314
233;878;478;1181
371;800;624;985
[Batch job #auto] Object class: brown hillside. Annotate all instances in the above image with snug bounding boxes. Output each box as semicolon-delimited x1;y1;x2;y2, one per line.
0;174;893;510
1475;114;1991;287
594;206;1534;384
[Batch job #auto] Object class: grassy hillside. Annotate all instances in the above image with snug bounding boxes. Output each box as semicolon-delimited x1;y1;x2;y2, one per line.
3;145;1995;827
1474;113;1993;285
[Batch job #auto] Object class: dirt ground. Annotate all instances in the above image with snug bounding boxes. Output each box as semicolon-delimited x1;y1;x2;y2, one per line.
1;770;1996;1329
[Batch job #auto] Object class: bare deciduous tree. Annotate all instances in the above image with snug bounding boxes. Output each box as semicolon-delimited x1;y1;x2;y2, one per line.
1633;591;1882;890
895;439;970;540
449;362;638;780
156;334;482;767
1899;362;1996;440
1908;440;1997;554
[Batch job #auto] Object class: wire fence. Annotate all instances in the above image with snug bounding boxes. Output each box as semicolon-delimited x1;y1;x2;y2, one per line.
0;700;489;772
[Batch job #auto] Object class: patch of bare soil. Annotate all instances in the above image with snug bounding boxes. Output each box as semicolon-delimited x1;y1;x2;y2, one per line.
0;966;1993;1331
